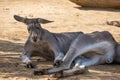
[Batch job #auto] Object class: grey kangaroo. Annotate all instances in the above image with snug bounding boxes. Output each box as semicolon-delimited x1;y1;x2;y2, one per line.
14;15;120;77
14;15;83;68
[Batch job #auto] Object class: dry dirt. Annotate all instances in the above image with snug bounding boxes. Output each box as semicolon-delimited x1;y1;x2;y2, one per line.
0;0;120;80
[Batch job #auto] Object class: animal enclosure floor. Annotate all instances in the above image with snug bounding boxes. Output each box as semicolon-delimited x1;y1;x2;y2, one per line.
0;0;120;80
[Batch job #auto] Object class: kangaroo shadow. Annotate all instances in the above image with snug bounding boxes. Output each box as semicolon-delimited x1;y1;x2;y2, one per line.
0;40;23;52
0;39;53;79
60;64;120;79
75;7;120;12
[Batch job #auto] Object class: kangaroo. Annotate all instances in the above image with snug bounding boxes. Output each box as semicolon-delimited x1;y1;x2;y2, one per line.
14;15;83;68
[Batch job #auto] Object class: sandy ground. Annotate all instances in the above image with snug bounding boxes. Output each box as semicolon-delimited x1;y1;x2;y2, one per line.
0;0;120;80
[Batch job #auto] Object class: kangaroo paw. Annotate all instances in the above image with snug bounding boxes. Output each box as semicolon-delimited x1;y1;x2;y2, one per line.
26;63;35;68
53;60;63;67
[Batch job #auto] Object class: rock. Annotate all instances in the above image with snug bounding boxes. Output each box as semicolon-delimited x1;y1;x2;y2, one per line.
69;0;120;8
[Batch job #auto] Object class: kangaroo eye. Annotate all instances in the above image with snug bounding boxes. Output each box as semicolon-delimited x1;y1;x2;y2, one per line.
27;27;31;32
28;28;30;31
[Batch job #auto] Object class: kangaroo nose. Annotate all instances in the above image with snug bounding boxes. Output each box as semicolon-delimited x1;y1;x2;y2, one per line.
32;36;37;42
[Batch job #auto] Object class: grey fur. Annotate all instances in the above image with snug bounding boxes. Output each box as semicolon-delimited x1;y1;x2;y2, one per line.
14;15;120;77
40;31;118;76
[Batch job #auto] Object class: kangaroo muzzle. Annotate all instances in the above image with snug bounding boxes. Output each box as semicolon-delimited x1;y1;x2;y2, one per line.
32;36;37;42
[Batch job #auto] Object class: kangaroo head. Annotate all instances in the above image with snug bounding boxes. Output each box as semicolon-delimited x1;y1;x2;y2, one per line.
14;15;53;43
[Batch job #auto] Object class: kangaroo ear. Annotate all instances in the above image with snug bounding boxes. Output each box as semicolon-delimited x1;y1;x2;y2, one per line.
14;15;26;22
37;18;53;24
